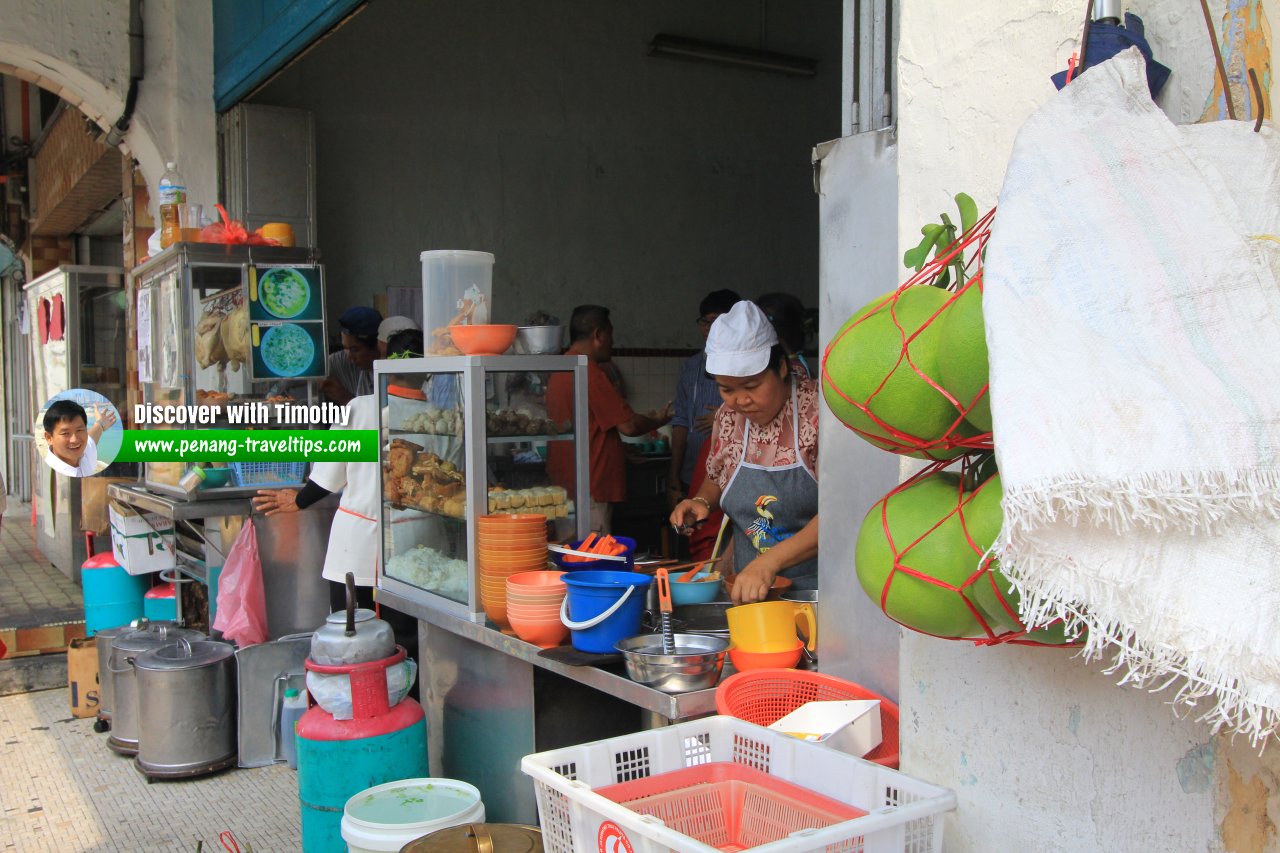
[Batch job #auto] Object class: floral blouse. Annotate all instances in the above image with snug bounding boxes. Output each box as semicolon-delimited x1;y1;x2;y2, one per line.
706;374;820;490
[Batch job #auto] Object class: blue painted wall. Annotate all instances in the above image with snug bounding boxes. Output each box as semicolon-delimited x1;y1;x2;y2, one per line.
214;0;364;111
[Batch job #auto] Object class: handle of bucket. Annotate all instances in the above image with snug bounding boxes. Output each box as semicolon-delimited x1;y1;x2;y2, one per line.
108;654;136;675
547;543;628;563
560;584;637;630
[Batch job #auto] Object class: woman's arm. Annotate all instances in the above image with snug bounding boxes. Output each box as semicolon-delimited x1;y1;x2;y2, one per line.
730;515;820;605
251;480;333;516
668;479;724;534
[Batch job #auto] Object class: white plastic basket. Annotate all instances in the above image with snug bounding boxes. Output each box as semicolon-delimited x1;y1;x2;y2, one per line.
520;715;956;853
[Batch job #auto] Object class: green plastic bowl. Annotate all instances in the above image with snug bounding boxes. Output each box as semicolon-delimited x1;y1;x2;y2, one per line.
199;468;236;489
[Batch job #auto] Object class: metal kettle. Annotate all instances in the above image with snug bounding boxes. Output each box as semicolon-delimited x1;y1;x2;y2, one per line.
309;573;396;665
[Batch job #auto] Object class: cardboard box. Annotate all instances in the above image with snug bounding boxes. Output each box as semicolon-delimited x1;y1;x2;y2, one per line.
768;699;883;758
67;637;100;719
81;477;136;536
109;501;176;576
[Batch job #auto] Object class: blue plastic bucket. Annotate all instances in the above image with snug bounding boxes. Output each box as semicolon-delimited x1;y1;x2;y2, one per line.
550;536;637;571
560;570;652;654
81;559;148;637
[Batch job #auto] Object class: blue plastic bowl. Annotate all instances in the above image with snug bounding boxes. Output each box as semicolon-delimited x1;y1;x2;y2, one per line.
670;576;722;606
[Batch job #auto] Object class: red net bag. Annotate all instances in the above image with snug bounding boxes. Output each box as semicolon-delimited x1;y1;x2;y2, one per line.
199;203;281;246
821;209;995;460
854;454;1082;647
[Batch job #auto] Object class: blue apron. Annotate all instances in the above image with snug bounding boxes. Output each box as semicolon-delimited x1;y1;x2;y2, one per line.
719;382;818;589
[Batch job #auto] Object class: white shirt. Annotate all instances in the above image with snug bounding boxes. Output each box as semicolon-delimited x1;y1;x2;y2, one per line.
44;436;98;478
309;396;380;585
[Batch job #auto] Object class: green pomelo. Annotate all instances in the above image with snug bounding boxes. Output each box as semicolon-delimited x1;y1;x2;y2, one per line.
824;286;968;458
937;283;992;432
855;472;988;638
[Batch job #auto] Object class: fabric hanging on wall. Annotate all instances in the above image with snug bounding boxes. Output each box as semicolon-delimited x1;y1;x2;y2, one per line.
984;49;1280;743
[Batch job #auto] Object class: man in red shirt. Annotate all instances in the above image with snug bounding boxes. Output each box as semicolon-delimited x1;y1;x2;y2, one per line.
547;305;671;533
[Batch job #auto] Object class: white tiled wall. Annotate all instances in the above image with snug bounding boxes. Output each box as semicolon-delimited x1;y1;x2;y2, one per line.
612;355;686;417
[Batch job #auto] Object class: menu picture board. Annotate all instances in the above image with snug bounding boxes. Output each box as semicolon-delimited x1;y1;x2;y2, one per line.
247;264;326;380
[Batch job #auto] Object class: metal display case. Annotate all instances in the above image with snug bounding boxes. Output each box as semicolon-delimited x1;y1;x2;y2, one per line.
25;265;127;577
131;243;326;499
376;355;591;622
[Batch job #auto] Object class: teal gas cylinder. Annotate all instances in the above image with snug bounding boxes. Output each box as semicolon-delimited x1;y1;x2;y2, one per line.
81;552;148;636
296;696;428;852
142;582;177;622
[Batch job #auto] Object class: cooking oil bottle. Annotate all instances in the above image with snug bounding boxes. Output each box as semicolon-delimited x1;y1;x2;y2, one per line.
157;162;186;249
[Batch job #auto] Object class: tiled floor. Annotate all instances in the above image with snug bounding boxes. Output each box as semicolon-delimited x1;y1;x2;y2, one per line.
0;502;84;631
0;688;301;851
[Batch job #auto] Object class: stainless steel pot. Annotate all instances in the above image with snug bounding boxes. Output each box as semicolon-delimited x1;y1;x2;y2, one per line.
309;573;395;665
107;621;204;755
134;637;238;779
93;625;132;723
615;633;729;693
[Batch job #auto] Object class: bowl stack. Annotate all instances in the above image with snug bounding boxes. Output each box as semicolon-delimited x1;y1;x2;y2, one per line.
506;570;570;648
478;514;550;628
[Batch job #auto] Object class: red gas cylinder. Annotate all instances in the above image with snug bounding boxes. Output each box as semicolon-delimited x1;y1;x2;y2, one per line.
295;648;429;853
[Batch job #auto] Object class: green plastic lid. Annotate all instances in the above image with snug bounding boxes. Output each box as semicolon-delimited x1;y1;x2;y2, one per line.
285;688;299;698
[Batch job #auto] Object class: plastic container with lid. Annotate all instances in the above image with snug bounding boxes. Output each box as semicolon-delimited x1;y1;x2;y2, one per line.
420;250;494;354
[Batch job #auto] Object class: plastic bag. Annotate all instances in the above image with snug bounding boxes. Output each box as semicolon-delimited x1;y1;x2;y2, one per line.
305;660;417;721
212;520;269;646
200;203;280;246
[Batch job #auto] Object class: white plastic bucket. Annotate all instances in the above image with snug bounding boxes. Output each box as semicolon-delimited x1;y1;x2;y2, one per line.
341;778;485;853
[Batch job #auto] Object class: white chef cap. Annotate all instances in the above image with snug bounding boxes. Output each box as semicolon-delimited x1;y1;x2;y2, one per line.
705;301;779;377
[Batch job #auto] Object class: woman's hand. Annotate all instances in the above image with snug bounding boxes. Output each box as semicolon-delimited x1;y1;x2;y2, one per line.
252;488;299;517
669;497;710;535
730;558;778;605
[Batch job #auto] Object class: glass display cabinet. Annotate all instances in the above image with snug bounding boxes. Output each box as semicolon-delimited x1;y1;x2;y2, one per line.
24;265;128;576
376;355;590;621
131;243;326;498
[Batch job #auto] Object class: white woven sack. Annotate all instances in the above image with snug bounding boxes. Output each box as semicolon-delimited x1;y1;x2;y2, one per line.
984;48;1280;742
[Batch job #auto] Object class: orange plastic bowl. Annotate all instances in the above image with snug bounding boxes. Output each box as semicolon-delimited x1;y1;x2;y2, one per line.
728;641;803;672
507;570;567;589
478;513;549;526
508;613;570;648
450;324;518;356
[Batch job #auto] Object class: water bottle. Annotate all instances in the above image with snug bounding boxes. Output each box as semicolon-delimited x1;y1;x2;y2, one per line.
279;686;308;770
157;162;186;249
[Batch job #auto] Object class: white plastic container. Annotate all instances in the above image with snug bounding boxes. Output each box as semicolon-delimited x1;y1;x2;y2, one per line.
341;778;485;853
278;687;307;770
768;699;882;758
420;250;494;354
521;715;955;853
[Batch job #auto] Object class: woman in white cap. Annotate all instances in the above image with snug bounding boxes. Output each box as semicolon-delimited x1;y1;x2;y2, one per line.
670;301;819;604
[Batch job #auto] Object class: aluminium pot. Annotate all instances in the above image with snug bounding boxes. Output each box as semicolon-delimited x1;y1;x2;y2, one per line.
309;573;395;666
134;637;238;779
93;625;133;723
106;621;204;755
614;633;729;694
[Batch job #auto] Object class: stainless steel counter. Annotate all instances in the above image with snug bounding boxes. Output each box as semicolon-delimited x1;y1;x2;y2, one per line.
108;484;336;639
378;587;719;825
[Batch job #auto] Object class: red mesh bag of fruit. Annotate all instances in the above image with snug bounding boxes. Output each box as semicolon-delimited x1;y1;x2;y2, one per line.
821;204;994;461
854;453;1083;646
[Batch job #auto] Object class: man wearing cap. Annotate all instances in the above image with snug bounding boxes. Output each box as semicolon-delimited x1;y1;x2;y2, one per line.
547;305;673;533
669;301;820;604
377;316;422;357
320;306;383;406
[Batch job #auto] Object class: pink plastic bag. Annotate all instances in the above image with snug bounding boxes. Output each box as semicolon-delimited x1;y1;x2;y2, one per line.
212;520;269;646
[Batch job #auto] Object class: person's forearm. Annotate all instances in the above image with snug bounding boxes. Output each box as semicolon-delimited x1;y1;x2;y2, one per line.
692;479;723;511
88;423;106;443
294;480;333;510
757;516;819;574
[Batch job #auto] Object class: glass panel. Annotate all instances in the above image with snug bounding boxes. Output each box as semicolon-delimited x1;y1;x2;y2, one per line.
486;369;577;539
78;284;126;397
380;370;470;603
190;264;252;402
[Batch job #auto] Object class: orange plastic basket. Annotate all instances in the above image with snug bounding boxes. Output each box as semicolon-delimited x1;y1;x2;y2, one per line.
595;762;865;852
715;669;900;768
